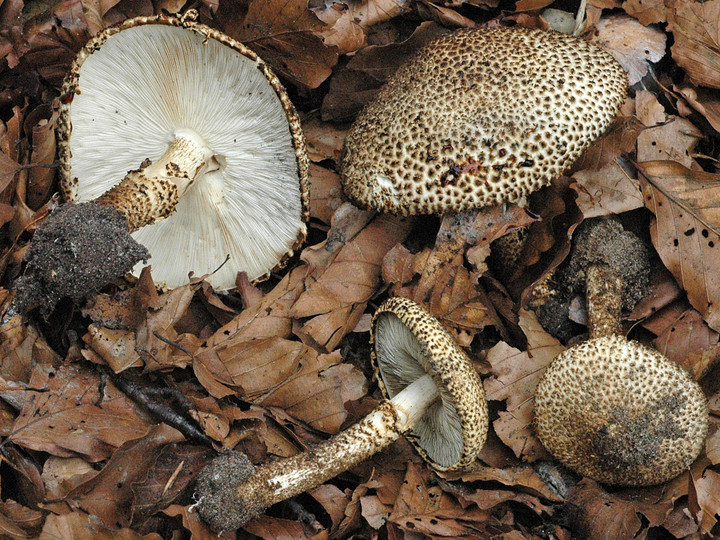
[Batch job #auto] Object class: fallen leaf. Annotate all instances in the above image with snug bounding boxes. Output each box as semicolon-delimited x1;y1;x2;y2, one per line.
643;299;720;378
10;362;153;461
635;89;668;127
38;511;163;539
195;337;367;433
64;424;184;527
0;499;44;539
572;159;643;218
689;469;720;534
219;0;338;89
312;0;412;54
638;160;720;331
622;0;665;25
675;83;720;135
668;0;720;89
591;14;666;85
636;116;703;168
484;310;564;461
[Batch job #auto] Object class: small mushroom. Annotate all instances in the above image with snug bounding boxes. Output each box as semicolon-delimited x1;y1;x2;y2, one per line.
195;297;488;531
534;219;709;486
57;11;309;290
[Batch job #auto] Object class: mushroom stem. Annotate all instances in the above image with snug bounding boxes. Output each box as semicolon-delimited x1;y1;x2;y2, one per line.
197;373;439;529
585;264;624;339
95;129;215;231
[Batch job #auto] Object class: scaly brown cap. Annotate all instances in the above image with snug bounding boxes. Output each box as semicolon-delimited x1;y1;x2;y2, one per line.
535;334;708;486
371;296;488;470
341;25;628;215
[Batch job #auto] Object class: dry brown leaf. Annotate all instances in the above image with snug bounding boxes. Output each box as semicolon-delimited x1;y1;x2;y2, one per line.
622;0;666;25
291;212;412;350
64;424;184;527
130;443;214;525
566;480;645;539
39;511;162;539
302;112;349;163
41;456;96;500
10;362;153;461
638;160;720;331
309;483;351;534
195;337;366;434
572;159;643;218
243;515;312;539
635;89;668;127
457;465;563;502
313;0;412;54
82;270;202;372
388;462;490;536
0;499;44;539
636;116;702;168
484;309;564;461
219;0;338;89
571;116;643;173
416;1;478;28
591;14;666;85
676;84;720;134
688;469;720;534
668;0;720;89
308;163;346;225
25;105;58;210
162;504;217;539
643;299;720;378
79;0;123;35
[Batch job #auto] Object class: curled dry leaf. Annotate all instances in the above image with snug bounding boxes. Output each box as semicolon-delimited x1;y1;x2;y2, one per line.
0;499;43;539
689;469;720;534
39;511;163;540
388;462;490;536
635;90;668;127
638;160;720;331
591;14;666;85
291;212;412;351
675;84;720;134
484;310;564;461
668;0;720;90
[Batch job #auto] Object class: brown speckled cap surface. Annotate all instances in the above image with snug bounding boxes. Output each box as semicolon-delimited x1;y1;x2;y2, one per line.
341;25;628;215
371;296;488;471
535;334;708;486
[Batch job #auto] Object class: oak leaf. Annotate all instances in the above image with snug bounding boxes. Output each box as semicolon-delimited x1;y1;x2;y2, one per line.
638;160;720;331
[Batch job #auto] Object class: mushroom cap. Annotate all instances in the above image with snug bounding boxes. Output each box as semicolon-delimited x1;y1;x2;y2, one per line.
535;334;709;486
57;13;309;289
371;297;488;471
341;25;628;215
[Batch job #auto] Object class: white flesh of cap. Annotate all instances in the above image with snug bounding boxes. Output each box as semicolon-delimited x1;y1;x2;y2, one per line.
67;25;304;289
374;312;464;468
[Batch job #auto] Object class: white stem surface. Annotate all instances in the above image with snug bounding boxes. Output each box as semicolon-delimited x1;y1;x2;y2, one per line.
234;374;439;510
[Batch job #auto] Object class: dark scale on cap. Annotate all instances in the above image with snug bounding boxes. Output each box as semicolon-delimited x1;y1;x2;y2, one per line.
341;25;628;215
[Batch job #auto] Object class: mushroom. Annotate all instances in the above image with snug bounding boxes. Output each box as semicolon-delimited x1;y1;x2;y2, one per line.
195;296;488;531
340;25;627;215
22;10;308;309
339;25;628;295
534;219;709;485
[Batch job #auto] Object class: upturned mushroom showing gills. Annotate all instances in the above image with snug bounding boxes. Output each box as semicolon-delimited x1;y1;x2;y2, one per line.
195;297;488;531
56;11;309;290
534;219;709;486
340;25;628;215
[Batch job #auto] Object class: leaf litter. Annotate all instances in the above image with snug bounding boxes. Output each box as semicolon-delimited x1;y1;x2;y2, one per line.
0;0;719;538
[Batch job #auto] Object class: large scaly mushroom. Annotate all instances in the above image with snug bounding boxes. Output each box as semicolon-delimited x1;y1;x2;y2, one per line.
12;11;309;315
